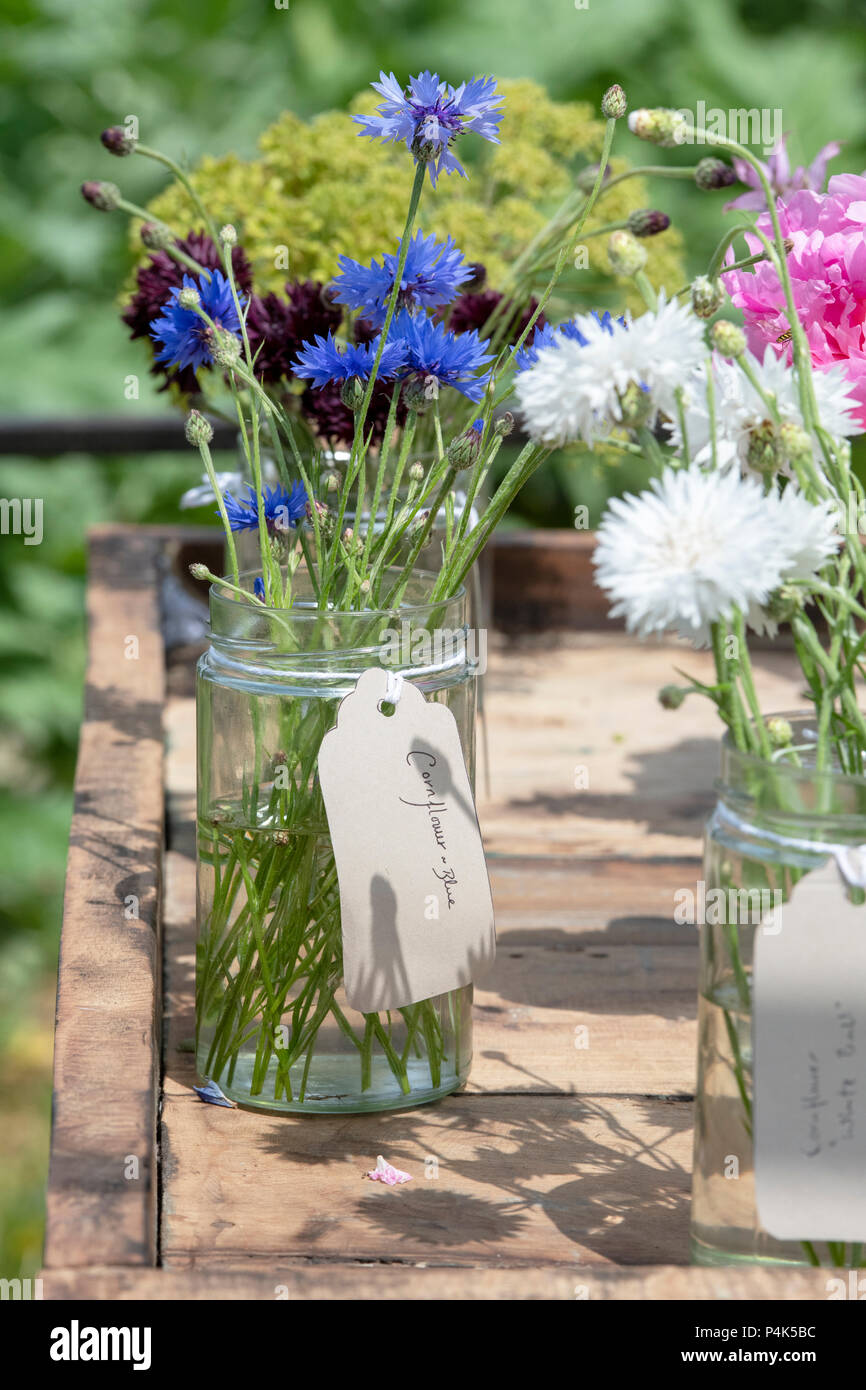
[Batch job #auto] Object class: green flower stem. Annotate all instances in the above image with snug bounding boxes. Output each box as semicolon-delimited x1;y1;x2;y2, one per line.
219;251;274;604
732;611;772;759
114;198;213;278
463;115;618;444
135;143;221;246
197;438;240;587
349;160;426;462
705;222;758;283
499;164;698;300
633;270;658;311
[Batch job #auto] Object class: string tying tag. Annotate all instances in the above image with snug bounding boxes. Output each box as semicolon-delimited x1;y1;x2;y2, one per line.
383;670;404;706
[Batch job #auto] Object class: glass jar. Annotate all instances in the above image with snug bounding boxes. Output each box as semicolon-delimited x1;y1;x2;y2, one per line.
691;711;866;1267
195;567;476;1113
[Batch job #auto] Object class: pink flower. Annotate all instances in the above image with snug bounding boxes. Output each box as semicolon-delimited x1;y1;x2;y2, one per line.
365;1155;412;1186
724;134;841;214
723;173;866;426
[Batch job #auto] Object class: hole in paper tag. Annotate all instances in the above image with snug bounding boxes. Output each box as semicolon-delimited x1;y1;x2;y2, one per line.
754;858;866;1241
317;667;496;1013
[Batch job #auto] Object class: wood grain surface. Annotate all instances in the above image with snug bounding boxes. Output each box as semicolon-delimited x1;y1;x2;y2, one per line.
43;528;165;1269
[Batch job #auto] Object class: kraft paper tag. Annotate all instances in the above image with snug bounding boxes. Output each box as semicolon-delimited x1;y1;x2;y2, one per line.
754;859;866;1240
317;667;496;1013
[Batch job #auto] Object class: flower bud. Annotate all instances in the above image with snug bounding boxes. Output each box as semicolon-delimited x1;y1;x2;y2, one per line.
658;684;688;710
710;320;747;358
628;108;688;148
81;180;121;211
447;423;483;471
100;126;137;156
767;716;793;748
601;84;628;120
764;584;805;622
746;420;784;475
401;376;433;412
340;376;367;411
178;285;201;310
220;224;238;246
210;327;242;368
694;157;736;191
408;462;425;482
272;829;291;846
189;562;210;581
627;208;670;238
607;229;648;277
324;471;340;493
140;221;174;251
184;410;214;448
494;411;515;438
779;422;812;466
691;276;725;320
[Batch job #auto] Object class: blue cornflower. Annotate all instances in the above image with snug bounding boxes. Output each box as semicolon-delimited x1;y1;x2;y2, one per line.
221;482;308;533
253;577;266;602
331;231;473;328
354;71;504;186
391;310;493;402
151;271;244;372
291;332;404;389
512;316;615;372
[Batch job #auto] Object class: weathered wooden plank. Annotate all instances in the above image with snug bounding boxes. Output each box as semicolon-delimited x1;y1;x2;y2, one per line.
43;527;165;1269
478;633;806;857
39;1262;838;1300
159;1091;692;1268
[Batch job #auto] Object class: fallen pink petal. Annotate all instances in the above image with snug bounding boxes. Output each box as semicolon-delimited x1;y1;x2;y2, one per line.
366;1155;412;1185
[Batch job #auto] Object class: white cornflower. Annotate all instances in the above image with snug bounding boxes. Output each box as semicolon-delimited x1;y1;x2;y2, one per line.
515;296;705;447
746;485;840;636
670;348;863;474
593;464;839;646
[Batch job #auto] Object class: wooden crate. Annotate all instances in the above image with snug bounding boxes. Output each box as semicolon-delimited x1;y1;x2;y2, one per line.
40;524;831;1300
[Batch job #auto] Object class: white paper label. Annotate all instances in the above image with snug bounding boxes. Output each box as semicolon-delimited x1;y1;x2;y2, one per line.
754;859;866;1240
317;667;496;1014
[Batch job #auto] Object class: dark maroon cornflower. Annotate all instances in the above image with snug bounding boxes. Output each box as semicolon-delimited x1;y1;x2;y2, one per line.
447;290;544;341
353;317;378;345
122;230;253;392
246;280;343;384
300;381;405;448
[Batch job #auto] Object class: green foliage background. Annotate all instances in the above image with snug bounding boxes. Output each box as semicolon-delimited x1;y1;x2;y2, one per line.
0;0;864;1277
